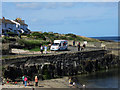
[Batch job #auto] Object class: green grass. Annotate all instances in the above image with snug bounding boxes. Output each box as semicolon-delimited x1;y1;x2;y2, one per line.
18;39;50;49
23;46;50;52
28;47;40;51
23;47;40;51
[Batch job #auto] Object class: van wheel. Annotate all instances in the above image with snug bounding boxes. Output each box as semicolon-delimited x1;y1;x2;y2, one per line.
65;48;68;51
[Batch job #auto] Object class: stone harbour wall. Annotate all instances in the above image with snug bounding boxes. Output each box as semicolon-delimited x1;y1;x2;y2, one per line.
2;50;119;81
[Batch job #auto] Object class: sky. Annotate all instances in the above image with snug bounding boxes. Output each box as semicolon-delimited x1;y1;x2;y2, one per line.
2;2;118;37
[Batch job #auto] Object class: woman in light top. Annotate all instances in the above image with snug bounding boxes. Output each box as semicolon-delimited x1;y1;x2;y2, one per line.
44;45;47;54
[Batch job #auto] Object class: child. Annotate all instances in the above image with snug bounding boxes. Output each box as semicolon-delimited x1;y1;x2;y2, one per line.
15;81;17;85
69;77;73;86
22;75;25;84
24;77;27;87
35;76;38;86
73;82;75;86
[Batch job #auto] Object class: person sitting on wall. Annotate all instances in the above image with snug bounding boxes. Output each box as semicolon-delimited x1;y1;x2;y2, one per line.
81;43;86;51
83;43;86;48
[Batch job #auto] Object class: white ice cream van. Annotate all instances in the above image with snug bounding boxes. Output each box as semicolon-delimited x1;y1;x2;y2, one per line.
50;40;68;51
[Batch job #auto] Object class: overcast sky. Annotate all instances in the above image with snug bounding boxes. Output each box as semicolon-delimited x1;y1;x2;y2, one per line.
2;2;118;37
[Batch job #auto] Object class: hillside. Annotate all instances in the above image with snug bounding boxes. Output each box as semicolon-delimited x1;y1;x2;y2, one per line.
2;31;100;52
27;32;100;42
3;31;100;42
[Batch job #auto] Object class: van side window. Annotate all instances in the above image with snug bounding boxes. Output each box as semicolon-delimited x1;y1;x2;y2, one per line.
59;43;61;46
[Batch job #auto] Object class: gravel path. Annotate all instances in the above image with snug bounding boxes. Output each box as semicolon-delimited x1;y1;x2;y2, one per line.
11;46;103;55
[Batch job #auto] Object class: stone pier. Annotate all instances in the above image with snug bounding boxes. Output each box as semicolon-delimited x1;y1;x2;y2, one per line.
2;50;119;81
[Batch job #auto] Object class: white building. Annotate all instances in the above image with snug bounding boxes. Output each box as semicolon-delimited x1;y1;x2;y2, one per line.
14;18;30;34
0;17;31;35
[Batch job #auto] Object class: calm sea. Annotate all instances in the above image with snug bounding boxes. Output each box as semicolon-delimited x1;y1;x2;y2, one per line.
91;36;120;42
76;68;119;88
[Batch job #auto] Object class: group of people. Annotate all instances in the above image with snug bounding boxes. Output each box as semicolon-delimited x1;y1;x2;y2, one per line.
68;77;76;88
77;42;86;51
73;41;87;51
40;45;48;54
68;77;86;88
22;75;38;87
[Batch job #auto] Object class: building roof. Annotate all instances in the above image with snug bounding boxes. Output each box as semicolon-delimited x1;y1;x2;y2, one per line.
0;17;28;26
15;19;28;26
0;18;15;24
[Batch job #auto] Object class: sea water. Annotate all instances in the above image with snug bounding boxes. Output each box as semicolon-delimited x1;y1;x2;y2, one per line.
91;36;120;42
76;68;119;88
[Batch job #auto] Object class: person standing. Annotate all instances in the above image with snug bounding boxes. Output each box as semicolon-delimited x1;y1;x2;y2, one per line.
22;75;25;84
40;46;43;54
44;45;47;54
77;42;81;51
24;76;27;87
35;76;38;87
73;40;75;46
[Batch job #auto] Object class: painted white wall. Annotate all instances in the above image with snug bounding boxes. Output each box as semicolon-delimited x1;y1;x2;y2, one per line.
6;23;12;30
2;23;16;32
2;23;6;30
12;24;17;31
20;25;23;29
20;24;28;32
23;25;28;31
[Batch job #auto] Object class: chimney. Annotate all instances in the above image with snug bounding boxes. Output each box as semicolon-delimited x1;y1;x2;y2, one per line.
2;17;5;20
